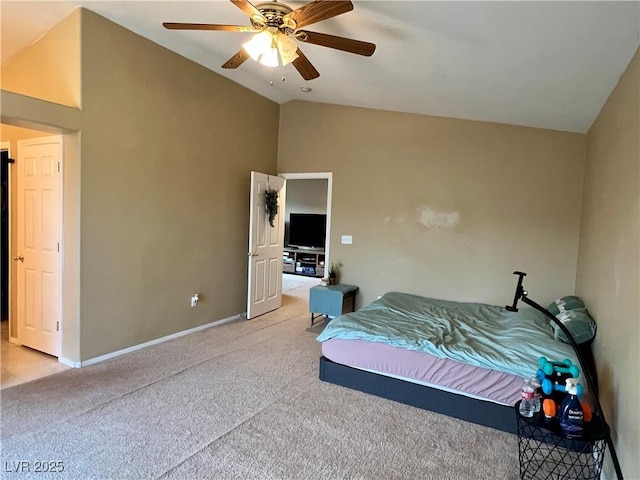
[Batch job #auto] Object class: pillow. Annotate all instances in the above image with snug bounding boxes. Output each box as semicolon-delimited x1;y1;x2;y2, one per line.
547;295;586;317
547;295;597;344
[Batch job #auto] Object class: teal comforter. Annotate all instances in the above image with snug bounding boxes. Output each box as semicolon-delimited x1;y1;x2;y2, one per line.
316;292;578;379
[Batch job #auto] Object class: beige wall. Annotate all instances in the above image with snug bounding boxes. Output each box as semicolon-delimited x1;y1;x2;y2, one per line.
279;101;587;307
2;9;279;361
1;8;81;108
78;10;279;359
286;179;328;216
577;48;639;479
1;123;55;141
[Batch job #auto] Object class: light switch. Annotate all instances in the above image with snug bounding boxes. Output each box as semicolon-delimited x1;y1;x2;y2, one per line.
341;235;353;244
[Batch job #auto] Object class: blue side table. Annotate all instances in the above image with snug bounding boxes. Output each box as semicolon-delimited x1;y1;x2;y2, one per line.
309;284;359;325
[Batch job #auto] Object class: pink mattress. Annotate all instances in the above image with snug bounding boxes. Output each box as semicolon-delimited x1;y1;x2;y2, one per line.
322;338;523;406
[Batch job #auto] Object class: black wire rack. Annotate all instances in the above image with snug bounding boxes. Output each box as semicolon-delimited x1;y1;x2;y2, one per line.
516;401;607;480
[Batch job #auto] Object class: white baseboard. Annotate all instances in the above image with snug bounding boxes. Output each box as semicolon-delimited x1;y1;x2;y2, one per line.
59;356;81;368
67;314;245;368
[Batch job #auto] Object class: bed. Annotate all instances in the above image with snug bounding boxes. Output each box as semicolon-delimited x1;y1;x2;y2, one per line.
316;291;585;434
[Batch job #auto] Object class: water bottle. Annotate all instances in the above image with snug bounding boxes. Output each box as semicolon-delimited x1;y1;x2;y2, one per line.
530;375;542;413
519;378;535;417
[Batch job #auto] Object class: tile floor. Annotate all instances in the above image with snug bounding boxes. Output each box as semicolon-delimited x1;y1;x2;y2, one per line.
0;320;69;389
0;274;318;390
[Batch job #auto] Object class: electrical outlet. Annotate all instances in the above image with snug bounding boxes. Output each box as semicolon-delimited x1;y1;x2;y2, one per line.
341;235;353;244
191;293;199;307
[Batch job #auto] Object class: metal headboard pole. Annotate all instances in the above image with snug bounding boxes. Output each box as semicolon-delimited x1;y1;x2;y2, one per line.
506;271;623;480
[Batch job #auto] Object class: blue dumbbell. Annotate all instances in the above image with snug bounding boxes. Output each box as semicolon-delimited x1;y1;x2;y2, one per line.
538;357;580;378
538;370;584;397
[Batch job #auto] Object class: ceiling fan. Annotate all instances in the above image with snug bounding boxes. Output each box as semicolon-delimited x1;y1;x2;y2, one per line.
163;0;376;80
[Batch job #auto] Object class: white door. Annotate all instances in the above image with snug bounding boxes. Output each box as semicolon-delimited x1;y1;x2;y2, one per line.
247;172;286;319
16;136;62;356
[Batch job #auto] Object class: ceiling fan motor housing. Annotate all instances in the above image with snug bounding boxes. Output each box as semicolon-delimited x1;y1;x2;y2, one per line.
252;2;297;33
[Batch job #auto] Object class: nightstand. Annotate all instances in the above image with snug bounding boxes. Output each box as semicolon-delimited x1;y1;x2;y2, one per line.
309;284;359;325
515;400;606;480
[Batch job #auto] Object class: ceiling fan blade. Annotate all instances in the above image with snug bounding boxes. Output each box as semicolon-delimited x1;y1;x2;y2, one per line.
297;30;376;56
286;1;353;29
163;22;257;32
230;0;266;22
222;49;250;69
292;48;320;80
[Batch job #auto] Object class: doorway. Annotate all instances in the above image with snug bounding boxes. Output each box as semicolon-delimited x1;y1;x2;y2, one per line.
0;126;71;388
280;172;333;284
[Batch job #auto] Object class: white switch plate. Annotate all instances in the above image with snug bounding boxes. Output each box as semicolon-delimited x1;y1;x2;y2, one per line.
341;235;353;244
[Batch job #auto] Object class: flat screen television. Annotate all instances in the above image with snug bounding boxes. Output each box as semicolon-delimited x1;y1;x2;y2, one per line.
288;213;326;249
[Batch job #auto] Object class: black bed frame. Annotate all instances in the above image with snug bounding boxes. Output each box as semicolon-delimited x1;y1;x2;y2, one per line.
319;355;518;434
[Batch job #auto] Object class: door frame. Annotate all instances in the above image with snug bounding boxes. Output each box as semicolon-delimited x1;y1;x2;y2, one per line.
2;123;81;367
279;172;333;272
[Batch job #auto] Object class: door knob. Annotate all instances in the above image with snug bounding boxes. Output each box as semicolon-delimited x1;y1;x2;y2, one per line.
14;255;24;262
248;251;259;257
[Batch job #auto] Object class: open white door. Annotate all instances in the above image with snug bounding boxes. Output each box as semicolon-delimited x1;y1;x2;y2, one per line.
247;172;286;319
16;136;62;356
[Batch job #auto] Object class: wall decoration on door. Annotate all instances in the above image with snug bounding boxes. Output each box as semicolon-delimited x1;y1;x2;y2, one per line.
265;187;279;227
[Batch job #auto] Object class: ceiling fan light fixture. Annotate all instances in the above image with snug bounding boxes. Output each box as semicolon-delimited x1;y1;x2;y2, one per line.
244;30;298;67
276;33;298;65
243;30;282;67
242;30;273;62
259;44;279;67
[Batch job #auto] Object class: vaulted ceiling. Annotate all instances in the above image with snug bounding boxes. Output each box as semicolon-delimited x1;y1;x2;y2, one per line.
2;1;639;133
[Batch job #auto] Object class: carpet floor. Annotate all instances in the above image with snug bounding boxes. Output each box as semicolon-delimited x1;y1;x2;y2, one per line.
0;282;520;479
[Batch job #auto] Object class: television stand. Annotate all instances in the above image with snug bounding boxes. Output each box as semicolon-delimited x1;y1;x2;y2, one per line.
283;247;325;278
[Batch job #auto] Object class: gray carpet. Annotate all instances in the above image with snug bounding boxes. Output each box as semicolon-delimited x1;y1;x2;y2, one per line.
1;291;519;479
